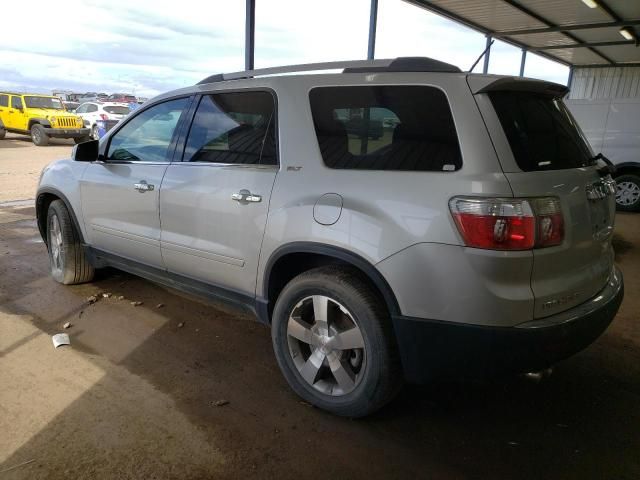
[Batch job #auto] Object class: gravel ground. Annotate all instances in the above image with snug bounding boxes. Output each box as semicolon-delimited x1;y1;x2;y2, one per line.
0;140;639;479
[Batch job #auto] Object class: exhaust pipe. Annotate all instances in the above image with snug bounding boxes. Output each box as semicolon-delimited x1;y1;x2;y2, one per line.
523;367;553;383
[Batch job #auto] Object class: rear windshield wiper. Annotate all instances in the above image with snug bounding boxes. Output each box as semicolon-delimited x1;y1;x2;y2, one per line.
590;153;616;177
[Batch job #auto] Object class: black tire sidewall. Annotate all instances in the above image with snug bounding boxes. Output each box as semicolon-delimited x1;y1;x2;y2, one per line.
31;124;48;146
616;174;640;212
272;268;396;416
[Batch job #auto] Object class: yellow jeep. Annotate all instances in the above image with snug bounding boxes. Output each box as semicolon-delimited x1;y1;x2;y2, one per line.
0;92;90;146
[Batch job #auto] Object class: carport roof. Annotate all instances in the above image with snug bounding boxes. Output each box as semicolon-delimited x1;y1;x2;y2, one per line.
405;0;640;67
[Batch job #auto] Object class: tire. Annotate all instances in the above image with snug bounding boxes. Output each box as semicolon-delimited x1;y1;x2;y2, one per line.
74;136;92;144
271;266;402;417
0;128;5;140
31;124;49;146
615;174;640;212
46;200;95;285
91;124;99;140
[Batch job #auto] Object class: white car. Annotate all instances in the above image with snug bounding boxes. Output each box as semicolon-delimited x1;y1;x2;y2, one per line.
75;102;131;139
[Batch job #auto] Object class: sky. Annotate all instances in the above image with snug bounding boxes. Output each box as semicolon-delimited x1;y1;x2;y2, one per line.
1;0;569;99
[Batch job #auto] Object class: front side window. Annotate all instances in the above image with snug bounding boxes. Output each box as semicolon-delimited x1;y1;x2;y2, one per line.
0;95;8;107
24;96;63;109
309;86;462;171
183;91;277;165
107;97;188;162
87;104;98;113
11;97;23;109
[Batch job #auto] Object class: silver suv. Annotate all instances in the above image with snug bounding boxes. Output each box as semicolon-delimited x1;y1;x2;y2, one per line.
36;58;624;417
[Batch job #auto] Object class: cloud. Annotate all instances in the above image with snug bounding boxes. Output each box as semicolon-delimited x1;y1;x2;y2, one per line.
1;0;568;97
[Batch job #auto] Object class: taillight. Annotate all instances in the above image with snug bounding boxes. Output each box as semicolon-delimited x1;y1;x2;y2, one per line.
531;197;564;247
99;114;109;120
449;197;564;251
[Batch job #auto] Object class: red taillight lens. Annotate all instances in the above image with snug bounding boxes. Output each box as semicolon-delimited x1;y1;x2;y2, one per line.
449;197;564;250
99;113;109;120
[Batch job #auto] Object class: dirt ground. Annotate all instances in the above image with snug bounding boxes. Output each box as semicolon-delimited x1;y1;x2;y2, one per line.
0;133;75;204
0;140;639;479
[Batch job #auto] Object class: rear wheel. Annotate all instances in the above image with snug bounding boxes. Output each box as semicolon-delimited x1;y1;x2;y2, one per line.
0;127;5;140
31;124;49;146
271;266;402;417
47;200;94;284
615;174;640;212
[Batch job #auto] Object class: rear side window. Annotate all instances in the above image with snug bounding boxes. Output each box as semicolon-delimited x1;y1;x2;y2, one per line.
489;91;592;171
309;86;462;171
183;91;277;165
0;95;8;107
11;97;23;109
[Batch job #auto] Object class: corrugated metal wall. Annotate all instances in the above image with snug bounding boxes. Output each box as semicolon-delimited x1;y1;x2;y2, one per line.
569;66;640;99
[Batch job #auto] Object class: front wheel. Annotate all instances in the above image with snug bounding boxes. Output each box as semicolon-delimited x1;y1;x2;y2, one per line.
615;174;640;212
31;124;49;146
0;128;6;140
271;266;402;417
47;200;95;284
91;124;99;140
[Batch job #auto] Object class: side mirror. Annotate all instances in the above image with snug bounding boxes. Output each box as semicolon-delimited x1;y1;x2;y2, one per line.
72;139;100;162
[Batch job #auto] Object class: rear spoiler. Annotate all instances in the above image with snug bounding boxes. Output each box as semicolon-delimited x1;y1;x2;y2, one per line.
467;75;569;97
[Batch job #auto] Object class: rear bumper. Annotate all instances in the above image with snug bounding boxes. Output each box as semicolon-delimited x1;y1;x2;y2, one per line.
392;267;624;383
44;127;90;138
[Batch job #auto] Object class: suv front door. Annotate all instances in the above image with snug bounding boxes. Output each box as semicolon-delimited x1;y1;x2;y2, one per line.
160;91;278;295
80;97;190;268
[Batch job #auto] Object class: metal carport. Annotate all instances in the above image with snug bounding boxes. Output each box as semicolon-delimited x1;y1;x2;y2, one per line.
243;0;640;84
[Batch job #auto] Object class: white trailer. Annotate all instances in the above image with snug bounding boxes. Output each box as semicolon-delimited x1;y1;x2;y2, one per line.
566;97;640;212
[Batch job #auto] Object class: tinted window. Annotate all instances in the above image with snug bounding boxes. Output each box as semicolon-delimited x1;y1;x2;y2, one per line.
0;95;8;107
107;97;188;162
104;106;130;115
183;91;276;165
11;97;23;109
309;86;461;171
87;104;98;113
24;96;63;109
489;91;592;171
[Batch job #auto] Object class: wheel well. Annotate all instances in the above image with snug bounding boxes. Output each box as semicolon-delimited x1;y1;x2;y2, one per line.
36;193;58;245
615;165;640;178
28;119;43;130
264;250;399;323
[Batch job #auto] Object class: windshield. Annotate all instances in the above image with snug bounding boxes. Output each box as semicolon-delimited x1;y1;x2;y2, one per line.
104;106;130;115
489;91;593;171
24;96;64;110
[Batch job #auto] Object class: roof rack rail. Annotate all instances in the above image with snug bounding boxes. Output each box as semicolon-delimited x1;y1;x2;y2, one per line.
197;57;461;85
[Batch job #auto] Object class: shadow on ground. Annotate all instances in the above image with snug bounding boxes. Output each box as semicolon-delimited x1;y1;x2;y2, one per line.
1;207;639;479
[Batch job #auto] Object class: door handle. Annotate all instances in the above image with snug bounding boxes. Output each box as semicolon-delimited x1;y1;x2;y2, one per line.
231;189;261;203
134;180;155;193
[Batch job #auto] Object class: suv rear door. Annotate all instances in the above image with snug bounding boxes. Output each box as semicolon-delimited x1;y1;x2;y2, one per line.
80;96;190;268
472;80;616;318
159;90;278;296
0;94;9;128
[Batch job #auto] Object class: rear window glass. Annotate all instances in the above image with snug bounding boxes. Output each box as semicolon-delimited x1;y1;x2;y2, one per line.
309;86;462;171
104;106;130;115
489;91;593;171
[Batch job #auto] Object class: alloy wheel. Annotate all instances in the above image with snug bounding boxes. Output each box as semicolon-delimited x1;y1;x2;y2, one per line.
616;180;640;207
49;214;64;275
287;295;366;396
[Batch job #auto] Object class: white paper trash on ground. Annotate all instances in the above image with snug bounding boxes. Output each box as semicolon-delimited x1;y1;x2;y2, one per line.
52;333;71;349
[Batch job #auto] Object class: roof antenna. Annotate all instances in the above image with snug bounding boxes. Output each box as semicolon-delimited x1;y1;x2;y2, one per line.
468;39;495;73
